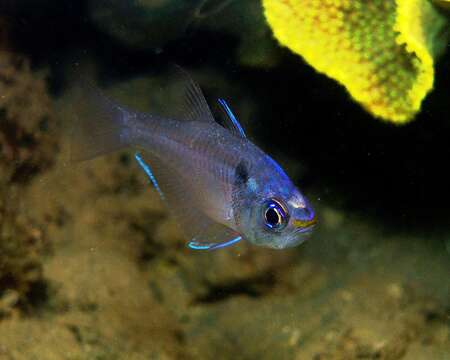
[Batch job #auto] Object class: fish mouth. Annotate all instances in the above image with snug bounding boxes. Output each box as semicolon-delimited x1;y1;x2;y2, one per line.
292;216;317;234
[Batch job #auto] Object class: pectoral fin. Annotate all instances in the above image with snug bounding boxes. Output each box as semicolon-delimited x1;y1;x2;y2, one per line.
134;151;242;250
135;152;165;201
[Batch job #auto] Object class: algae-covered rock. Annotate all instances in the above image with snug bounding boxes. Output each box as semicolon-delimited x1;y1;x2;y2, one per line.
181;219;450;360
0;208;47;316
0;51;57;315
0;51;58;185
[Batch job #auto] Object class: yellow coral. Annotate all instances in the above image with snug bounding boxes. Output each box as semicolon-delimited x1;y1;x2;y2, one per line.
263;0;448;123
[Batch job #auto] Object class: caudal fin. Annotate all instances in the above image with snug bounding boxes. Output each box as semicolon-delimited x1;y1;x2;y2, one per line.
70;80;132;162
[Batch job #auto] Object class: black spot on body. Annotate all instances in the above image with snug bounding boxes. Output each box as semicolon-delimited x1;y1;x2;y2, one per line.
235;161;249;185
232;160;253;228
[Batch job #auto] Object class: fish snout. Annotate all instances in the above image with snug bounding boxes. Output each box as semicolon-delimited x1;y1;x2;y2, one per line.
292;206;317;231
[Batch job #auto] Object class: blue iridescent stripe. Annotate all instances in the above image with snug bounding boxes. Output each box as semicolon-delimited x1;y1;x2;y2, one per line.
188;236;242;250
218;98;246;138
134;152;165;201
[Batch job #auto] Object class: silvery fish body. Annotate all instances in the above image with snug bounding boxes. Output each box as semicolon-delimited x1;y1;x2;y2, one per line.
72;69;316;250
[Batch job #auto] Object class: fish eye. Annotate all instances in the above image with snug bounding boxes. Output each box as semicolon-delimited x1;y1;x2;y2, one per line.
263;199;289;231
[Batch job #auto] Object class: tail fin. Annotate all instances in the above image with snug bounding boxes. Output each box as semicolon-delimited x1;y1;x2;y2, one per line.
70;80;132;162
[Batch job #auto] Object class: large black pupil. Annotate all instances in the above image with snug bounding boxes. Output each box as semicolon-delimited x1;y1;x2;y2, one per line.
266;207;280;226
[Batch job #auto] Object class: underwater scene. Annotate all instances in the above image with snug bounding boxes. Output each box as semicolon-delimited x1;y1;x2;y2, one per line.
0;1;449;359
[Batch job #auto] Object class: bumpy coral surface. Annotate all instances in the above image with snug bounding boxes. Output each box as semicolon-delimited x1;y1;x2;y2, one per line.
263;0;448;123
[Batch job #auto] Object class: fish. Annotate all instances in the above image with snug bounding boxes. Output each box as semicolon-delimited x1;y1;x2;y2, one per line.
70;68;317;250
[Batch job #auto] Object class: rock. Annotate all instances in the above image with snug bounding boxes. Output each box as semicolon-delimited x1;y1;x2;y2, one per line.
200;0;283;67
89;0;203;50
88;0;282;67
0;50;57;314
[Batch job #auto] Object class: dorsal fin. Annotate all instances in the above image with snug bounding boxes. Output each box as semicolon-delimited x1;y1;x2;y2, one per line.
217;98;246;138
167;65;216;123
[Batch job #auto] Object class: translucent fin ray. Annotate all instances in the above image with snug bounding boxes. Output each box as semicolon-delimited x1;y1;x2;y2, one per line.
165;65;216;123
217;98;246;138
70;80;132;162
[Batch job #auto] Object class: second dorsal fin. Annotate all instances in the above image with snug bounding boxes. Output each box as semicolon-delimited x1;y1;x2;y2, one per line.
217;98;246;138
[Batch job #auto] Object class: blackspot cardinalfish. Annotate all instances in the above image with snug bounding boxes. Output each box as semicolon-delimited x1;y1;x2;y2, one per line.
70;68;316;250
